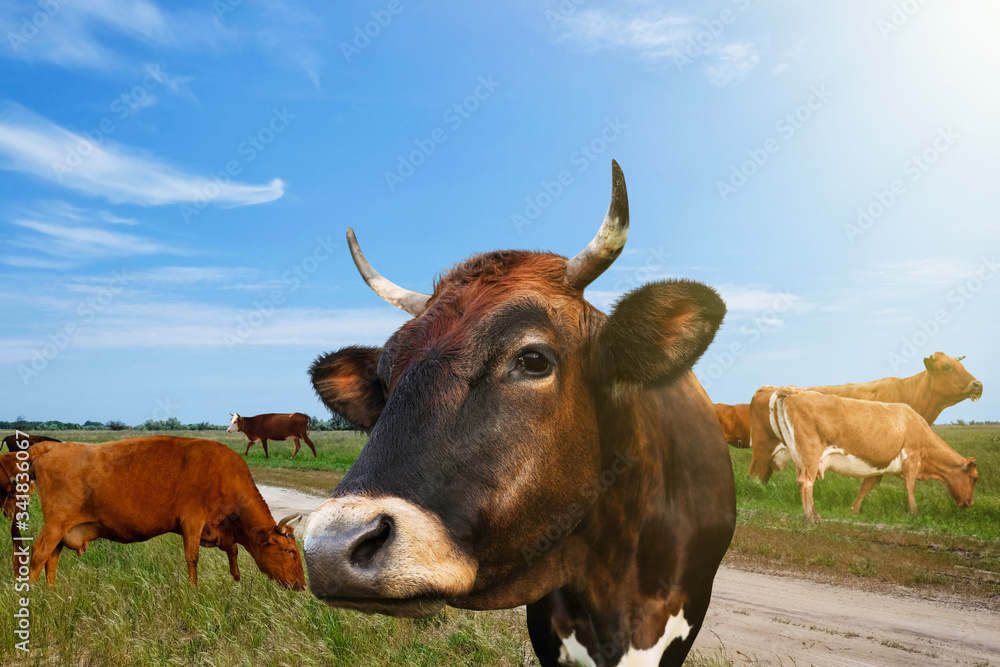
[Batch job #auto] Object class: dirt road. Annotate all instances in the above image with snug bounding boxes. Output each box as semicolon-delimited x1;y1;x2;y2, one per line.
258;486;1000;666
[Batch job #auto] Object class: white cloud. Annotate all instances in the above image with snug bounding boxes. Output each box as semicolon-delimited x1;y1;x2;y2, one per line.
0;301;408;364
554;8;759;85
11;218;183;258
0;104;284;207
706;41;760;86
0;0;233;70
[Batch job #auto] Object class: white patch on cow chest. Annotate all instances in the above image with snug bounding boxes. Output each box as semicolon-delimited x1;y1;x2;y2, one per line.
618;610;691;667
560;632;598;667
819;447;906;479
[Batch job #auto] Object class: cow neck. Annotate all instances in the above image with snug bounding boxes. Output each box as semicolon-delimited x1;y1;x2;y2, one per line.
231;489;277;551
561;387;700;663
901;371;949;424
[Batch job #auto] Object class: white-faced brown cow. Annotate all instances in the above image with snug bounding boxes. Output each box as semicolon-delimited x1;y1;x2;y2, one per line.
303;162;737;667
767;388;978;523
228;412;317;459
26;437;306;590
747;352;982;483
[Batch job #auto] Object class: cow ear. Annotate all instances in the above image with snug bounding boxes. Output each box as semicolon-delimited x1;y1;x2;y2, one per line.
253;528;271;547
310;345;385;430
598;280;725;392
923;355;936;372
963;457;977;473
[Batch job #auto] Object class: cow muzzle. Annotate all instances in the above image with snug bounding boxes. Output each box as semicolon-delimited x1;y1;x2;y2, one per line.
303;495;477;618
968;381;983;401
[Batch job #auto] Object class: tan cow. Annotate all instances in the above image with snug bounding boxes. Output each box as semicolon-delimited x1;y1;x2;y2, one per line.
713;403;751;448
768;388;978;524
26;437;306;589
747;352;982;482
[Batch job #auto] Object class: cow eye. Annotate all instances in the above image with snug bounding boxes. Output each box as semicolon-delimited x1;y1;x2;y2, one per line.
943;365;953;372
516;349;552;377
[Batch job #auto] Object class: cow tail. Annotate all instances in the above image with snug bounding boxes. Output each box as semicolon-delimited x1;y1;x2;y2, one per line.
771;392;793;451
26;441;57;480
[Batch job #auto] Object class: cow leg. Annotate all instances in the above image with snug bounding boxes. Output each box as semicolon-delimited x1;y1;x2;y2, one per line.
526;595;563;667
798;476;822;524
291;437;301;459
28;521;68;584
261;439;269;459
243;438;254;457
303;433;317;458
851;476;881;514
180;519;206;586
44;546;62;587
223;544;241;582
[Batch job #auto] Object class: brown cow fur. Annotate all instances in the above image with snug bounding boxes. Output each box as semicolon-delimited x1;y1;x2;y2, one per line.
713;403;751;448
26;437;305;589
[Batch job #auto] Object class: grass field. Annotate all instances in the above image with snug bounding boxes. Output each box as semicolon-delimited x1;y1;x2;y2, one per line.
1;425;996;664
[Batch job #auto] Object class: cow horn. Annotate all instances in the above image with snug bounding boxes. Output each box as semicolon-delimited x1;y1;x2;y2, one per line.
564;160;630;290
955;355;966;362
277;512;303;535
347;228;431;317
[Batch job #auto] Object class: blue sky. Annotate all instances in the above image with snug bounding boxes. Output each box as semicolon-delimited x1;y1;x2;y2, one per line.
1;1;997;425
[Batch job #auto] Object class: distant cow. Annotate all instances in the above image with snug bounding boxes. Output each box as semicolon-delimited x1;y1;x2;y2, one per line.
769;388;978;523
26;437;306;589
748;352;982;483
228;413;316;459
713;403;751;448
2;434;61;453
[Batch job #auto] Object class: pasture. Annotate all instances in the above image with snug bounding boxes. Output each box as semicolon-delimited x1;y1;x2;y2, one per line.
1;425;997;665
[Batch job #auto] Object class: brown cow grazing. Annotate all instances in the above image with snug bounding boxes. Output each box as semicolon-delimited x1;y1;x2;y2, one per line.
228;412;316;459
26;437;306;590
713;403;751;448
747;352;982;483
768;388;978;524
2;434;61;452
304;162;737;667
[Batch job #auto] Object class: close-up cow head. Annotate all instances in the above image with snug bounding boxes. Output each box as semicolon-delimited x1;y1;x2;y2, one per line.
923;352;983;404
303;162;726;618
227;413;243;433
250;512;307;591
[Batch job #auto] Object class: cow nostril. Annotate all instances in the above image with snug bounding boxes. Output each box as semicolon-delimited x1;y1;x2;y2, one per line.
351;517;392;568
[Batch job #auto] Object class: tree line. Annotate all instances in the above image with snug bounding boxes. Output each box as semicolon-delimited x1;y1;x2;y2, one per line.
1;414;355;432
